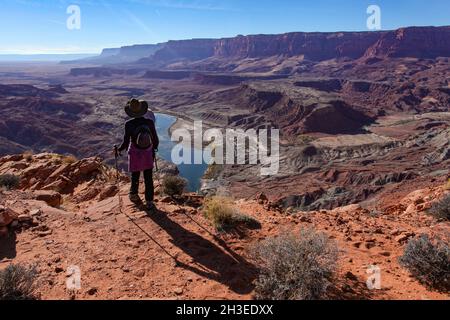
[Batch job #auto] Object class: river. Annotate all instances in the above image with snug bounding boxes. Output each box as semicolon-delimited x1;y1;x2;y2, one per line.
155;113;208;192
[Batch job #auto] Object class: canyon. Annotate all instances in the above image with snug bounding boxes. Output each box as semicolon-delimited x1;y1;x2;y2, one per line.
2;26;448;210
0;26;449;300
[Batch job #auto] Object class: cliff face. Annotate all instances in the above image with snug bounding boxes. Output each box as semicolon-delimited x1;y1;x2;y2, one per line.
81;44;163;64
99;48;120;57
81;26;450;66
141;26;450;65
363;26;450;59
151;39;217;62
118;44;164;58
212;32;385;60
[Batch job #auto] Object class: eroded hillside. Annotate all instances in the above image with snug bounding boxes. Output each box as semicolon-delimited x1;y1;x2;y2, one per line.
0;153;449;300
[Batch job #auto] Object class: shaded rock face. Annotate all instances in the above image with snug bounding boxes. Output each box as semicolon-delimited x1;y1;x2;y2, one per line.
363;26;450;60
0;84;58;98
152;39;217;62
99;48;120;57
0;206;18;227
301;101;374;134
294;79;343;92
137;26;450;66
213;32;384;60
33;190;62;207
118;44;164;59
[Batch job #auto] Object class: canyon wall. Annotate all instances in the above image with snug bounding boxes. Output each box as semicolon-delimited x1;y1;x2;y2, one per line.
141;26;450;64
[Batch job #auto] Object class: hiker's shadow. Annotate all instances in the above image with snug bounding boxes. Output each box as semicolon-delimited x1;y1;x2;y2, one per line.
0;230;17;261
145;208;257;295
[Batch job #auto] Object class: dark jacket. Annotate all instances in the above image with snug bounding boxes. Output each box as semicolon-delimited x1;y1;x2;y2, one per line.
118;117;159;152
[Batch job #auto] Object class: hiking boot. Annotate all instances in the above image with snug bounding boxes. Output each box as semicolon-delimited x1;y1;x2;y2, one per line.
129;194;141;203
146;201;157;213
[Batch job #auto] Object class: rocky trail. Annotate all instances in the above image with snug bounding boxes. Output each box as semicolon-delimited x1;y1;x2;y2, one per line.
0;153;449;300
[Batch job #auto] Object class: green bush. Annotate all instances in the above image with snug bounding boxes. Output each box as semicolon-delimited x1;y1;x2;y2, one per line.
0;264;38;300
0;174;20;190
162;175;187;197
399;234;449;292
251;228;338;300
428;195;450;221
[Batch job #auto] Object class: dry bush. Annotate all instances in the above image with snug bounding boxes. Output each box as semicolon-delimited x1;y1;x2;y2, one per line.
399;234;450;292
0;264;39;300
162;175;187;198
445;179;450;191
22;150;33;162
203;196;260;231
0;174;20;190
62;155;78;164
296;134;315;145
203;164;223;180
251;228;338;300
428;195;450;221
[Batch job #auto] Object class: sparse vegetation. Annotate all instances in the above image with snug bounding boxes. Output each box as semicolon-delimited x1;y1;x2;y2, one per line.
162;175;187;198
428;195;450;221
203;196;260;231
62;155;78;164
0;174;20;190
445;179;450;191
0;264;39;300
22;150;33;162
399;235;450;292
296;134;315;145
251;228;338;300
203;164;223;180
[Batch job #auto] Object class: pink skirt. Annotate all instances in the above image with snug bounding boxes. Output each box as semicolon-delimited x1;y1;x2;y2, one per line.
128;143;154;172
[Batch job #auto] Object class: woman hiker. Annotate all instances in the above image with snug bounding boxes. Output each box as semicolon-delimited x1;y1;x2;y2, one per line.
116;99;159;212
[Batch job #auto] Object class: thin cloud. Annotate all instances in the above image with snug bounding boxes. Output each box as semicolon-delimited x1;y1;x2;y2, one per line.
124;10;156;37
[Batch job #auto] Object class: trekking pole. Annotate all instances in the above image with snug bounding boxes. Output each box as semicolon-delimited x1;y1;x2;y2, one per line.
154;150;159;172
113;145;120;182
113;145;180;267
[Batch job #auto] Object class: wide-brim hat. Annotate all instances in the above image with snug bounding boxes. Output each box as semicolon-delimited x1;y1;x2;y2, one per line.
124;99;148;118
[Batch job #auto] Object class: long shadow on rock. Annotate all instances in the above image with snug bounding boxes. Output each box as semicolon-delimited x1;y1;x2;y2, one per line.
145;208;257;295
0;230;17;261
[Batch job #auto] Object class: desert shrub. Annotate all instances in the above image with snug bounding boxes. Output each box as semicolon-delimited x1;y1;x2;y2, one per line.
251;228;338;300
428;195;450;221
62;155;78;164
203;196;260;231
203;164;223;180
0;264;38;300
445;179;450;191
296;134;315;145
0;174;20;190
22;150;33;162
162;175;187;197
399;234;450;292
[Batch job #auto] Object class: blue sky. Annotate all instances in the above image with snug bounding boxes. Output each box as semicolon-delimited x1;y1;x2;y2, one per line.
0;0;449;54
